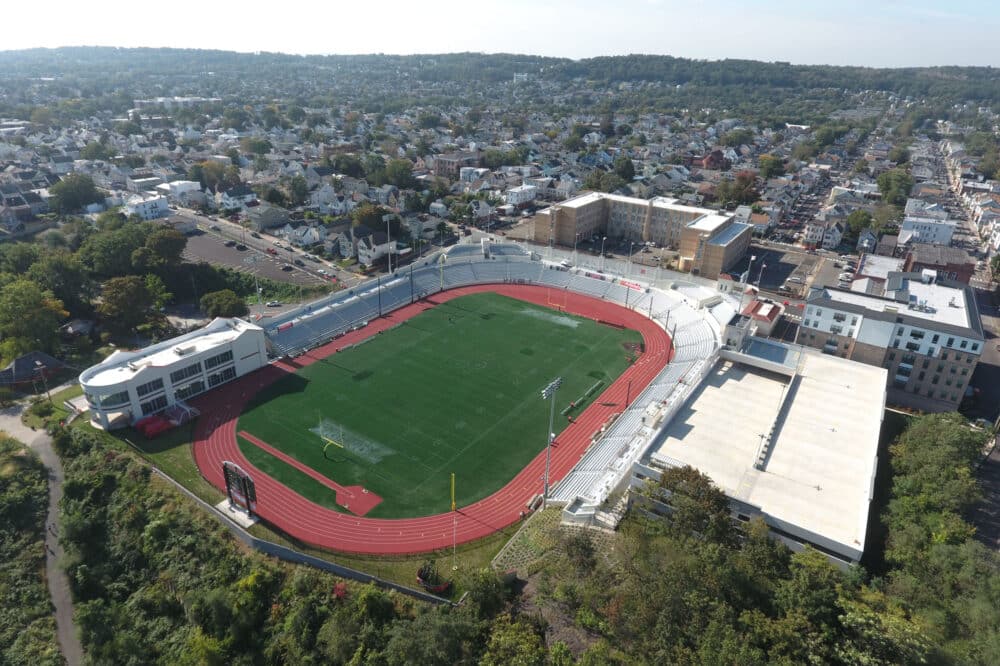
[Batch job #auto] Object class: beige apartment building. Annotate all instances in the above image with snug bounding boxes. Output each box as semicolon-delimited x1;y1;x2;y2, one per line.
796;271;984;412
531;192;752;279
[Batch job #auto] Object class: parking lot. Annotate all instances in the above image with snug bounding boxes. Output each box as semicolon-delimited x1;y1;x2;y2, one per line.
729;244;821;297
183;231;331;288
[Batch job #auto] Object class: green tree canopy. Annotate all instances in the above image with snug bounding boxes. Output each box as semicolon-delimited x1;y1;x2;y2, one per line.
49;173;102;215
0;279;67;357
200;289;248;318
97;275;152;333
758;154;785;179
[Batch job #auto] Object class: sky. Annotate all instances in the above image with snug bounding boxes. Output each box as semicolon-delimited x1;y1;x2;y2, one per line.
4;0;998;68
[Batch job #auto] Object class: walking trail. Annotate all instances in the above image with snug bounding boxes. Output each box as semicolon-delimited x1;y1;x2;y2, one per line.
0;398;84;666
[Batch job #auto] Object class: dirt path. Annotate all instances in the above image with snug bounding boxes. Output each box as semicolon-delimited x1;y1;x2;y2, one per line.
0;404;84;666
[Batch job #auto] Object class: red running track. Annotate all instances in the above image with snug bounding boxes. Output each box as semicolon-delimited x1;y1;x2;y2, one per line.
191;284;672;554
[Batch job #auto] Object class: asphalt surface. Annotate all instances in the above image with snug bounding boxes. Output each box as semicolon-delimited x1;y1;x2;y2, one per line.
0;398;83;665
182;230;331;288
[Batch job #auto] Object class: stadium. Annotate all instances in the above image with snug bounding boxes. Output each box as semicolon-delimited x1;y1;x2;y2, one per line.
81;240;885;564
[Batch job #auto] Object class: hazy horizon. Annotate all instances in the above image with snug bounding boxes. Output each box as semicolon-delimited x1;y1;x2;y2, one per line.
3;1;997;68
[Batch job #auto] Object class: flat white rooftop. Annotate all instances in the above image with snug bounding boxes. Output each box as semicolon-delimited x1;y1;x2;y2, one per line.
82;318;260;388
651;351;885;556
825;281;971;328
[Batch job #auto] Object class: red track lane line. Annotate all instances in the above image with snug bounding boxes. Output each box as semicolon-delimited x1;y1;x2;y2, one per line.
190;283;673;554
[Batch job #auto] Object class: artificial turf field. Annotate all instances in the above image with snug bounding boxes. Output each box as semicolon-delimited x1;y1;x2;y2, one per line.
236;291;642;518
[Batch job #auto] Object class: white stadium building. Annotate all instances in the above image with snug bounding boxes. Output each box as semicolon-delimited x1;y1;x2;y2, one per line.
80;317;268;429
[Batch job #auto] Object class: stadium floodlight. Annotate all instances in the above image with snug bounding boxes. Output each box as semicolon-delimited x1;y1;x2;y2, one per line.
540;376;562;509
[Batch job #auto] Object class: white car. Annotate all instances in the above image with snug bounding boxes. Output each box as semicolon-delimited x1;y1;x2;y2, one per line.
317;269;327;275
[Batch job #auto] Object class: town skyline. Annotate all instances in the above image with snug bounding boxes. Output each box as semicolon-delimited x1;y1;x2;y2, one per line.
4;0;999;68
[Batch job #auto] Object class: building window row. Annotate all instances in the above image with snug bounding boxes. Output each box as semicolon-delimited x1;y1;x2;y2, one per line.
135;378;164;398
207;366;237;388
170;362;202;384
140;395;169;416
89;390;130;409
204;349;234;370
175;380;206;401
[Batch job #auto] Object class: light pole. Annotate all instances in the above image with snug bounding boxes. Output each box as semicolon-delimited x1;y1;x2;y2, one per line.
34;361;51;404
739;254;757;316
573;232;580;264
383;214;394;274
627;241;636;278
600;236;607;272
540;377;562;509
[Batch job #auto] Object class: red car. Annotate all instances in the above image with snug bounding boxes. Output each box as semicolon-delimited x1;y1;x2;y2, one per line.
266;248;278;255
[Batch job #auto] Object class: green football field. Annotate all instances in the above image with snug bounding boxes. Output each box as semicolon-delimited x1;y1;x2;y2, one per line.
237;292;641;518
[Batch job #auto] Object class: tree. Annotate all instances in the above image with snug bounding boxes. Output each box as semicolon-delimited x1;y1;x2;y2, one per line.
845;209;873;240
0;279;67;356
876;168;915;207
384;159;415;189
758;154;785;179
97;276;152;333
144;274;172;310
144;228;187;268
49;174;102;215
351;202;390;230
333;154;364;178
720;128;754;147
613;154;635;182
655;465;737;546
563;135;584;152
239;137;272;156
288;175;310;206
200;290;248;318
26;252;93;315
479;616;546;666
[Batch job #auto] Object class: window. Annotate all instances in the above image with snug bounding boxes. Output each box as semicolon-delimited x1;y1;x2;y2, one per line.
135;378;164;398
888;352;896;361
947;337;955;347
833;313;847;323
905;341;920;352
174;380;205;401
950;367;956;374
961;368;968;376
204;350;234;370
932;334;939;343
207;366;237;388
901;354;916;366
816;309;823;316
909;330;925;340
946;379;953;387
897;327;904;336
918;371;926;381
90;390;129;408
851;317;858;326
932;375;939;385
941;352;948;361
892;339;900;349
960;340;968;349
170;362;202;384
972;343;979;352
922;359;929;369
140;395;168;416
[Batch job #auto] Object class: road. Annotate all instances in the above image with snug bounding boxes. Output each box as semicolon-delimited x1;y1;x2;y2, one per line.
0;400;84;666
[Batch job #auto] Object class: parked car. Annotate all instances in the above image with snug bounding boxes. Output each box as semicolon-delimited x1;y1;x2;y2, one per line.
266;248;278;255
281;264;293;272
265;301;282;307
224;239;236;247
251;232;262;239
294;259;304;266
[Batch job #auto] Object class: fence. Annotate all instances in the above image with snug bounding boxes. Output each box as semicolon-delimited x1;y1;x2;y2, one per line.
143;461;454;605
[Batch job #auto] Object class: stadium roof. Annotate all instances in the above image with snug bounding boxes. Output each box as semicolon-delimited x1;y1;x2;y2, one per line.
650;349;885;559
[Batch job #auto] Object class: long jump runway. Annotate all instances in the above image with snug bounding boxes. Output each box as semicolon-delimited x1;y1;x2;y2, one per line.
191;283;672;555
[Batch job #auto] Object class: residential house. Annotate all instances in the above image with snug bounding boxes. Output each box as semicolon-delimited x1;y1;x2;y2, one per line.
899;216;957;246
125;194;169;220
217;184;257;211
505;184;538;207
246;203;290;231
856;228;878;253
904;244;976;284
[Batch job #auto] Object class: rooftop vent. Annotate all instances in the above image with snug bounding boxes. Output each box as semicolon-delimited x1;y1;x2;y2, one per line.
173;345;195;356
